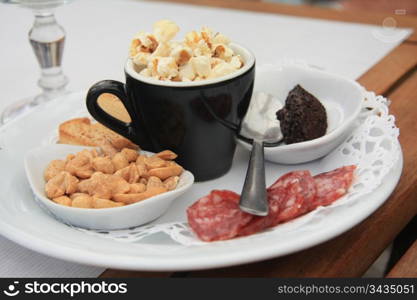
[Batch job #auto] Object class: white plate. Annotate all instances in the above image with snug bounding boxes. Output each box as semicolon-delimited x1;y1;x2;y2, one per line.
0;89;401;271
24;144;194;230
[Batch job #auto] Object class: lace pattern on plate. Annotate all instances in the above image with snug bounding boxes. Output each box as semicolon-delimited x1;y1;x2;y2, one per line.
42;90;400;246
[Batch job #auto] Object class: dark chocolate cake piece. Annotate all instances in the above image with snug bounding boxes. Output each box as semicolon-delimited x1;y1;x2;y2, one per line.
276;85;327;144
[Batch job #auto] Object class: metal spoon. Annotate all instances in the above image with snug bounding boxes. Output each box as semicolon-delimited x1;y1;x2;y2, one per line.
239;137;268;215
239;92;283;216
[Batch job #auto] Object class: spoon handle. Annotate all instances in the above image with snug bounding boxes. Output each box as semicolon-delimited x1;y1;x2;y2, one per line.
239;138;269;216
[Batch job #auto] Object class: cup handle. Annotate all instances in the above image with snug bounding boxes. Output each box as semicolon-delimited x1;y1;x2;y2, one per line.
86;80;135;141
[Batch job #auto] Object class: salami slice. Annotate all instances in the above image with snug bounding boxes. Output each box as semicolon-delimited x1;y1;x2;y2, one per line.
312;165;356;208
240;170;316;236
187;190;253;242
187;166;356;242
238;190;285;236
267;170;309;191
272;171;316;223
298;171;318;215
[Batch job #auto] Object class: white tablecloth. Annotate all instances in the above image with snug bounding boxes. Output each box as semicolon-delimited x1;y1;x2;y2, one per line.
0;0;412;277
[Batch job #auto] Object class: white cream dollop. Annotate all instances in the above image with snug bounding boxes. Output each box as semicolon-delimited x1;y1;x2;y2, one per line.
241;92;283;142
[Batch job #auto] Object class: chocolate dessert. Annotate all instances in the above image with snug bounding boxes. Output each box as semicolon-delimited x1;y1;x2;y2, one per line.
276;85;327;144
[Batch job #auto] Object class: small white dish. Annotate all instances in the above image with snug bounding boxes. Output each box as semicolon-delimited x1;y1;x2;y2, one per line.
24;144;194;230
238;64;364;164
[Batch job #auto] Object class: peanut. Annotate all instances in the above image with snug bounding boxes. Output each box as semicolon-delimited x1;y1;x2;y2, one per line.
72;194;93;208
147;176;164;189
93;197;124;209
129;183;146;193
154;150;177;160
113;186;167;204
112;152;129;171
52;196;72;207
44;159;66;182
108;175;131;194
136;154;147;165
78;172;112;199
164;176;179;191
115;163;140;184
144;156;166;169
45;171;79;199
121;148;139;162
92;156;114;174
147;163;183;180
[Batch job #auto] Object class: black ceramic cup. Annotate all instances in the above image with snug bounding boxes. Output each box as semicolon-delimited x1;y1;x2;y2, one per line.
86;43;255;181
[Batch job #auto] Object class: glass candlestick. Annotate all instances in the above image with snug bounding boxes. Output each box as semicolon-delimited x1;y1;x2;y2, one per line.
30;10;68;99
1;0;71;125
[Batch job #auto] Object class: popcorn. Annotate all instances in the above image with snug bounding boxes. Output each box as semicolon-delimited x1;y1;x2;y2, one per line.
133;52;151;68
191;56;211;78
153;20;180;42
179;62;195;81
230;55;243;69
213;33;230;45
210;57;224;68
193;39;212;57
171;45;192;66
210;62;237;78
213;44;234;61
130;40;139;58
152;42;171;57
200;26;214;47
184;30;202;48
156;57;179;80
130;32;158;57
129;20;244;81
139;68;151;77
148;57;159;77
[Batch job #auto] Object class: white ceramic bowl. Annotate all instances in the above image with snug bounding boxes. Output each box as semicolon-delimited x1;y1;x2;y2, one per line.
24;144;194;230
239;64;364;164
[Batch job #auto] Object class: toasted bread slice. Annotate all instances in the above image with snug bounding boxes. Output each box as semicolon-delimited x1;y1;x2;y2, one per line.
59;118;97;147
59;118;138;155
